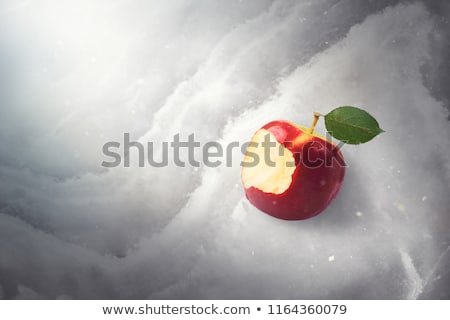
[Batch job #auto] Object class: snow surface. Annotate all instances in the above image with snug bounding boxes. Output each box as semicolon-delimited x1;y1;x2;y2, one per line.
0;0;449;299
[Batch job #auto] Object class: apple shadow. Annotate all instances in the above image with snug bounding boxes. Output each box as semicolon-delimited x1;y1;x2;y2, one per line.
302;165;373;230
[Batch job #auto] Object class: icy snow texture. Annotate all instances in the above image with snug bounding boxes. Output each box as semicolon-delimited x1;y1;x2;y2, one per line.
0;0;449;299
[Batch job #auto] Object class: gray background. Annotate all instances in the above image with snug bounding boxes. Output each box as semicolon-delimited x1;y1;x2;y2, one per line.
0;0;449;299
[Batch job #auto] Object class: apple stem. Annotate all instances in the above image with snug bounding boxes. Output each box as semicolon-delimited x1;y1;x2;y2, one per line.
309;112;323;134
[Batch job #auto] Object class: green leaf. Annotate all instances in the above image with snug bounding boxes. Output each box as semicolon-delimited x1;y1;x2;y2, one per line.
324;106;384;144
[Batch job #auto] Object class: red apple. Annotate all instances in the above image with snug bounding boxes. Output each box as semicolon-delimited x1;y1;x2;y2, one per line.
241;120;345;220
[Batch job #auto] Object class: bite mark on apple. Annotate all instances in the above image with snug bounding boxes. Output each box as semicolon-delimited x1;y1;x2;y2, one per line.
241;129;296;194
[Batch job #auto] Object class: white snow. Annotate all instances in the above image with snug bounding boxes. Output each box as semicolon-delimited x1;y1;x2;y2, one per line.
0;0;449;299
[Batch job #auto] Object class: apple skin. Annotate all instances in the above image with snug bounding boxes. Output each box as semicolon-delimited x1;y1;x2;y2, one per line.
242;120;346;220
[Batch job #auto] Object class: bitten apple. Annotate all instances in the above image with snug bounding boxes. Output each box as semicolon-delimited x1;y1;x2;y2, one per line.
241;120;345;220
